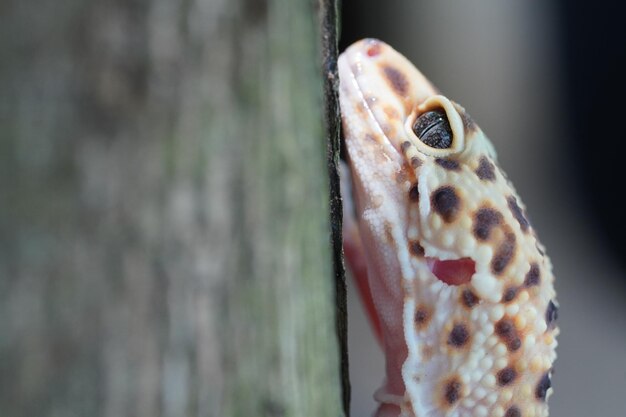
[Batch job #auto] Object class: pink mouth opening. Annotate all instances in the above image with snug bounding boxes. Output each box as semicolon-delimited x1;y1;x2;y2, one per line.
427;257;476;286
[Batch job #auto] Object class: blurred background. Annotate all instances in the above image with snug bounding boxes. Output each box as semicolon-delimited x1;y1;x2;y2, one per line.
341;1;626;417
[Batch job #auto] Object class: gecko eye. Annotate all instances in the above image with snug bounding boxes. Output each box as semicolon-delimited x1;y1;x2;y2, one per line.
412;109;453;149
405;95;465;156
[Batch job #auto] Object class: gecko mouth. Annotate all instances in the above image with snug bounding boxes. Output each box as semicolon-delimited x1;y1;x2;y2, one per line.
427;257;476;285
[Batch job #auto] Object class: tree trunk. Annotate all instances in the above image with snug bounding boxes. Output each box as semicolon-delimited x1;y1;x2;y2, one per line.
0;0;345;416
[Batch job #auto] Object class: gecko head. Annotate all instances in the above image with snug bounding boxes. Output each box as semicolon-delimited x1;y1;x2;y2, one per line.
339;40;543;301
339;39;514;297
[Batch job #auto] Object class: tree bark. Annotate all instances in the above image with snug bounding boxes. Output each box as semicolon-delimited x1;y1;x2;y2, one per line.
0;0;345;416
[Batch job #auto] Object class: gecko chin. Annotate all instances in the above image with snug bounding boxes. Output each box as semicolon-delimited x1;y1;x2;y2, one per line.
426;257;476;286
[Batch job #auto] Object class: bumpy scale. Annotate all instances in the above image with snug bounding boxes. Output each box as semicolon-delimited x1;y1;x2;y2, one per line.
339;39;558;417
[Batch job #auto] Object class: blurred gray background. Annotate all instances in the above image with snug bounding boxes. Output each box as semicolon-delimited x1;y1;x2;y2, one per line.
341;2;626;416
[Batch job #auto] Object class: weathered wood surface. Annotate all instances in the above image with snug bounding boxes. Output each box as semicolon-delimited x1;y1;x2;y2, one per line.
0;0;345;416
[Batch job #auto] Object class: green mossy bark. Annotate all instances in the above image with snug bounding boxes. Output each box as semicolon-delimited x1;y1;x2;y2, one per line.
0;0;344;416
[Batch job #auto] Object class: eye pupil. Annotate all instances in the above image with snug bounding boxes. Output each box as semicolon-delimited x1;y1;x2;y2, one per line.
412;109;453;149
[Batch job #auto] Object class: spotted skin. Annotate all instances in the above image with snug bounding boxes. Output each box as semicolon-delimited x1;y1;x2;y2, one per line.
340;39;558;417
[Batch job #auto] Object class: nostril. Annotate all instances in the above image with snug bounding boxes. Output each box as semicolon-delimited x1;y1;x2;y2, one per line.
428;257;476;285
366;44;382;57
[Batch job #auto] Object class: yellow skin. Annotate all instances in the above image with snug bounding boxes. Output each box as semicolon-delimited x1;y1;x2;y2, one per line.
339;39;558;417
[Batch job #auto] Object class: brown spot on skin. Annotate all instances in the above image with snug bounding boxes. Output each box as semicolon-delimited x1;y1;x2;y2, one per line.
503;286;518;303
536;372;552;401
546;300;559;329
383;106;400;120
497;366;518;386
383;66;409;96
508;196;530;232
408;184;419;202
495;319;514;336
461;289;480;308
491;232;516;275
431;186;460;223
524;263;541;287
422;345;434;360
473;207;503;240
435;158;461;171
364;134;378;144
448;324;470;348
410;156;422;168
444;378;462;405
384;222;394;244
409;240;425;256
415;306;431;329
401;140;412;152
475;156;496;181
504;406;521;417
396;170;408;184
509;338;522;351
495;318;522;352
